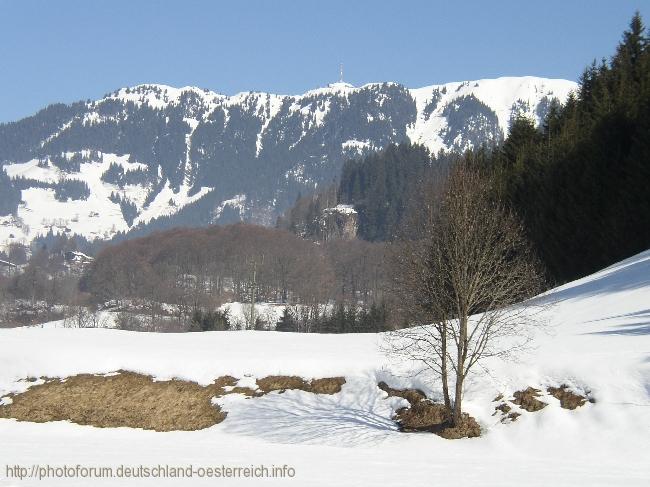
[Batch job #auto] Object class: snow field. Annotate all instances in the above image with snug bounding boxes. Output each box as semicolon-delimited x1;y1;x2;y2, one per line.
0;251;648;486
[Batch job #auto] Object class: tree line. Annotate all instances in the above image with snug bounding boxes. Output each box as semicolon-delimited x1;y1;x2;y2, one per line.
0;238;81;327
79;224;390;331
491;12;650;281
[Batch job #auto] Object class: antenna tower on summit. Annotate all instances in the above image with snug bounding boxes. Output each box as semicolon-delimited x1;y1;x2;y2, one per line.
339;63;344;83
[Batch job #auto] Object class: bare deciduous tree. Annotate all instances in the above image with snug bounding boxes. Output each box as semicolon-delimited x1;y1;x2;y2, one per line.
389;161;545;426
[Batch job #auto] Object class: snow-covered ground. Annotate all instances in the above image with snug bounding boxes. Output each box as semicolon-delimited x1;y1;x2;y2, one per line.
0;250;649;486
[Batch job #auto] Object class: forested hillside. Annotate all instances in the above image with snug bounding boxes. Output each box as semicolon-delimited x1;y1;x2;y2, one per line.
286;14;650;284
338;143;440;241
0;170;20;215
494;13;650;281
278;143;442;242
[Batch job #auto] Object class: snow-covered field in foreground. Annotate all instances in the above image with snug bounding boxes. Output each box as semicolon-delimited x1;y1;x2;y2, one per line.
1;251;649;486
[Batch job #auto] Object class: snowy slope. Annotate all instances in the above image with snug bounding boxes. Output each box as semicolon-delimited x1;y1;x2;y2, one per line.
0;250;648;486
0;153;210;244
0;76;577;246
408;76;576;153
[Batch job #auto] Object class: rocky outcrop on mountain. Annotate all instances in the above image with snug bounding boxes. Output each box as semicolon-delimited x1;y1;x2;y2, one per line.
321;205;358;241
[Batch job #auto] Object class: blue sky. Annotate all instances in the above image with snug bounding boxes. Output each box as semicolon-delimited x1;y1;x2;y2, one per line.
0;0;647;122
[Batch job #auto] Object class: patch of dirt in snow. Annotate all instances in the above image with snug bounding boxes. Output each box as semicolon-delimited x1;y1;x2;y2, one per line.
494;402;512;414
494;385;591;422
494;402;522;423
512;387;548;412
506;412;521;422
547;385;592;410
378;381;481;439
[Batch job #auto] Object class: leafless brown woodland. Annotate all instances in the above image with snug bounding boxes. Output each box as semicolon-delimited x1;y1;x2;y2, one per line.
80;224;389;329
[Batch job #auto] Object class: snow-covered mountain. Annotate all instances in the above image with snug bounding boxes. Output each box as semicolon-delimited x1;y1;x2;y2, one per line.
0;76;576;245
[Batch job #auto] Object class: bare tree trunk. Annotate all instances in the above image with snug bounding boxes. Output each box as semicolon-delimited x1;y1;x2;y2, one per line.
453;316;465;424
440;324;451;412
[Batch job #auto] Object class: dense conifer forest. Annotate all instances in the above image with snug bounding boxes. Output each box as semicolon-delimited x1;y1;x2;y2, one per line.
493;13;650;281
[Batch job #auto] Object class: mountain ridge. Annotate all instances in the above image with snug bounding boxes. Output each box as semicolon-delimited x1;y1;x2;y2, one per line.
0;76;577;246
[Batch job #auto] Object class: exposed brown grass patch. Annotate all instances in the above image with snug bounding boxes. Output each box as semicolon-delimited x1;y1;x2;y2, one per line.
395;401;447;430
394;403;481;439
0;373;349;431
506;412;521;422
494;401;521;423
437;414;481;439
212;375;238;391
378;382;480;439
211;376;262;397
512;387;547;412
0;372;227;431
256;375;309;393
255;376;346;394
547;385;589;410
309;377;346;394
378;381;427;405
228;386;260;397
494;402;511;414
